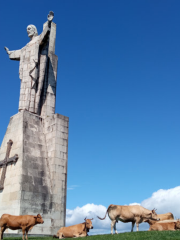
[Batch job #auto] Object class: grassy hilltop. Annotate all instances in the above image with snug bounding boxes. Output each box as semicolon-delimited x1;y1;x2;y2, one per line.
4;231;180;240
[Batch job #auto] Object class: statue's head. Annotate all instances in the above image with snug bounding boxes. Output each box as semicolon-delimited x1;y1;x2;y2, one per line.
27;25;38;38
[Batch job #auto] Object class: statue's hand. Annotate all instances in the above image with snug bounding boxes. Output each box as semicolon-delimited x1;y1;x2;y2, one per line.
4;46;10;55
48;11;54;22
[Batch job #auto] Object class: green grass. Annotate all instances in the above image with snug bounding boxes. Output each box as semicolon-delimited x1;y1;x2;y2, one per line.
3;231;180;240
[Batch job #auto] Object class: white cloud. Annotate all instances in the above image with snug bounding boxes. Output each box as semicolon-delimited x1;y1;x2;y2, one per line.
142;186;180;218
66;203;137;234
67;185;79;190
129;202;141;206
66;186;180;235
66;204;110;231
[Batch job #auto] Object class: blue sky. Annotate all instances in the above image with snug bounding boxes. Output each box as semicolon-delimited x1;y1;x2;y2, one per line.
0;0;180;221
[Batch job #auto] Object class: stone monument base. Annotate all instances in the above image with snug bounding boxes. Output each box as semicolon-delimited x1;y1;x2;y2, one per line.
0;110;69;235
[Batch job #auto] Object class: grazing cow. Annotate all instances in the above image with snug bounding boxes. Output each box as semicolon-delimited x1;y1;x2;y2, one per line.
145;212;174;225
144;219;180;231
54;218;93;239
0;214;44;240
97;204;160;234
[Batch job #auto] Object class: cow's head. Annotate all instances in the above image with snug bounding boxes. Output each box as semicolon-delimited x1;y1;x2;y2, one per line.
84;218;93;230
34;214;44;224
145;209;160;221
151;209;160;221
175;220;180;230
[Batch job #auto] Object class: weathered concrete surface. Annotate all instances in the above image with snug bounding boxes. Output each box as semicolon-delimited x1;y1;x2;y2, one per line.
0;110;69;235
41;22;58;117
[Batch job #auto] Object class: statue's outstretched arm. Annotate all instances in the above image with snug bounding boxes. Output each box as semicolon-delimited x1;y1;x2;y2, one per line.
4;46;21;61
48;11;54;27
39;11;54;44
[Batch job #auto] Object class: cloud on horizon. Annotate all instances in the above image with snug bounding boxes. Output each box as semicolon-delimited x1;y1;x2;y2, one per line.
142;186;180;217
66;186;180;235
67;185;79;190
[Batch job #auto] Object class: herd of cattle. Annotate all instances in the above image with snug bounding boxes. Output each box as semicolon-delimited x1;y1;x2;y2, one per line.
97;204;180;234
0;204;179;239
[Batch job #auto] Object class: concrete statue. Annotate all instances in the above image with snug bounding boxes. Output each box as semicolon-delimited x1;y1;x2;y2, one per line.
0;11;69;236
4;11;56;117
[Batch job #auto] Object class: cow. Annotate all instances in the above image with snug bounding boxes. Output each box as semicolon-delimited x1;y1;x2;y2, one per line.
157;212;174;221
0;214;44;240
145;212;174;225
53;218;93;239
97;204;160;234
144;219;180;231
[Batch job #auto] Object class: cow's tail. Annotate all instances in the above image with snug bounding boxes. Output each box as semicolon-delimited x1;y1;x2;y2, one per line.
97;204;114;220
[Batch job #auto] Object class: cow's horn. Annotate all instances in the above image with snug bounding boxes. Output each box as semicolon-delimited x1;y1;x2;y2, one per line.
84;217;87;221
90;218;94;220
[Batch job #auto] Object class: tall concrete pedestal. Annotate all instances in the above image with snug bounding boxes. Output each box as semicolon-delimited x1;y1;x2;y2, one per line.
0;110;69;235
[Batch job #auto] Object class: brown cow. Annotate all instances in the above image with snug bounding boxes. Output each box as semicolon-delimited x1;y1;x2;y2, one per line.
157;212;174;221
0;214;44;240
145;212;174;225
54;218;93;239
144;219;180;231
97;204;160;234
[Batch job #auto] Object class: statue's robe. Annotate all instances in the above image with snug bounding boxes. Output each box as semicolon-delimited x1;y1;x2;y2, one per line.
8;26;50;114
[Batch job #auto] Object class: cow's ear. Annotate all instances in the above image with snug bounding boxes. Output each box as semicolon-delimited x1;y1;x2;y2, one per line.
37;214;41;218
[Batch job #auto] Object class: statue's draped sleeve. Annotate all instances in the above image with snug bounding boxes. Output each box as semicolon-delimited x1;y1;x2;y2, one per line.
39;25;50;45
8;49;21;61
8;49;23;81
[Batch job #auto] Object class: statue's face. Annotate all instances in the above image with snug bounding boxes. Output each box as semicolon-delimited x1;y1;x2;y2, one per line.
27;25;35;38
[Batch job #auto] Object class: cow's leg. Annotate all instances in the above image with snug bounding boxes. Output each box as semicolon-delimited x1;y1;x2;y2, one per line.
0;227;3;240
73;235;79;238
59;233;64;239
114;221;118;234
111;220;116;234
135;217;141;231
25;229;29;240
22;227;26;240
131;222;135;232
136;222;139;231
77;232;86;238
73;233;81;238
0;227;6;240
